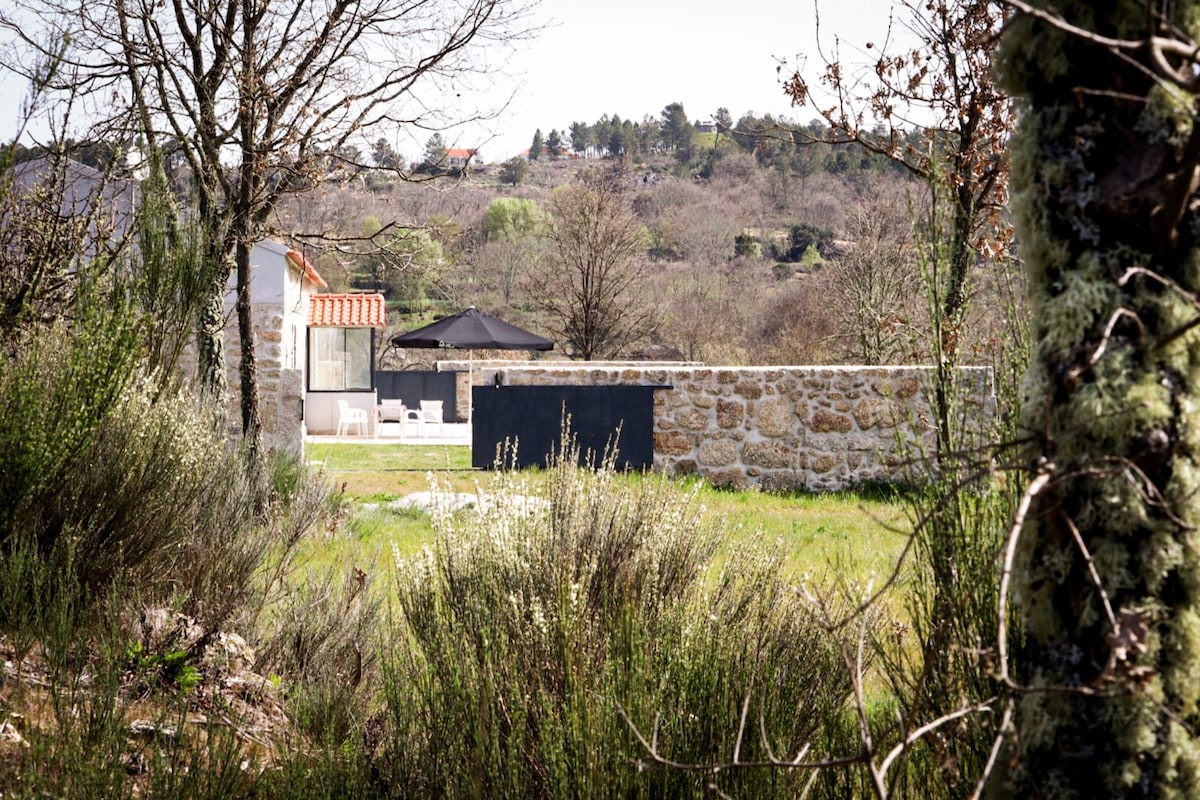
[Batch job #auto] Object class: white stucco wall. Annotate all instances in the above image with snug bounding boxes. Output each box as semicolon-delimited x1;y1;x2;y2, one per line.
198;239;315;455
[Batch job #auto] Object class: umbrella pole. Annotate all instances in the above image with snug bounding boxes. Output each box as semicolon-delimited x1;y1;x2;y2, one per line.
468;350;473;427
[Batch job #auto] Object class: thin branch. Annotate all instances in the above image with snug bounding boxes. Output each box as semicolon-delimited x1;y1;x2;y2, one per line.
877;699;996;782
969;700;1013;799
1062;512;1118;630
616;702;866;773
1088;308;1145;366
996;466;1052;687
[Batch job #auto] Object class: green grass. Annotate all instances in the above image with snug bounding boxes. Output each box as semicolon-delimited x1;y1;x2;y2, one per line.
699;483;910;582
305;441;476;497
303;443;912;587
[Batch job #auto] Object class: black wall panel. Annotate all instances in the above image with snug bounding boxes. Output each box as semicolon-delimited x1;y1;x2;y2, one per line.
471;385;663;470
374;371;458;422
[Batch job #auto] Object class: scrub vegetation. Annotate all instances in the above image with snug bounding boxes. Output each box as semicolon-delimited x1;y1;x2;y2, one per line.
10;0;1200;796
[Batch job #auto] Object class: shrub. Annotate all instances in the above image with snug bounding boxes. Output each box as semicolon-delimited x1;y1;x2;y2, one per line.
376;444;851;798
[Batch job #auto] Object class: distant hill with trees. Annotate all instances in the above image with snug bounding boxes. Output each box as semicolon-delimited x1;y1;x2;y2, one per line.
267;101;1015;371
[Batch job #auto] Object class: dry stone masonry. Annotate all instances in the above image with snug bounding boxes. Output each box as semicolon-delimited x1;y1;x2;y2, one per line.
178;305;305;457
443;362;994;491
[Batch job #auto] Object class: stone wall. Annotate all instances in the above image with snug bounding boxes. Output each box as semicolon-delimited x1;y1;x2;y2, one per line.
178;305;305;457
439;361;994;491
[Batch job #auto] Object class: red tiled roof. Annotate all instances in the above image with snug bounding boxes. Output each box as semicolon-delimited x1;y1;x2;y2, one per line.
286;249;328;288
309;293;386;328
445;148;478;158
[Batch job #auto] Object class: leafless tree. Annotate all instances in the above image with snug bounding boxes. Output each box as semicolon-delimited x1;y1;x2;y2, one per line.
785;0;1014;449
0;0;533;456
826;178;926;364
529;164;656;361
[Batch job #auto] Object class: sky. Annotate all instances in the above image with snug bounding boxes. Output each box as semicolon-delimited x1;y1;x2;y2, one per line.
0;0;907;164
459;0;907;162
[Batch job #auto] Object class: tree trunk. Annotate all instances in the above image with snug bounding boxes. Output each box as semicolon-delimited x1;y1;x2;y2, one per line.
196;285;227;404
235;236;261;459
996;3;1200;796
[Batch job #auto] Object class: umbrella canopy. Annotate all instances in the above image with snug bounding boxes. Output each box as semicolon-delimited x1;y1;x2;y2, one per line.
391;307;553;427
390;306;553;351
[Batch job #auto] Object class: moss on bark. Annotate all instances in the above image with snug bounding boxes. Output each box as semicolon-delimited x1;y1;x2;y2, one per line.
996;2;1200;796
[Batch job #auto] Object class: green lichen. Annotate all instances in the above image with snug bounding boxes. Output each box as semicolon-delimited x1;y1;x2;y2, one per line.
1141;530;1185;592
1163;606;1200;715
1038;269;1119;356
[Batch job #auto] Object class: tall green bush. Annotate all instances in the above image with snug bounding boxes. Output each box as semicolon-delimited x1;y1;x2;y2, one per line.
378;448;851;798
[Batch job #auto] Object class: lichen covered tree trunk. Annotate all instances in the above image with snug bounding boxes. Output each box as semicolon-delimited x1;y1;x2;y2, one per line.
996;2;1200;797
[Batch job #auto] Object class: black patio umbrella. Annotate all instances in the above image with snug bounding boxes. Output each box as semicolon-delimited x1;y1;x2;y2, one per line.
390;306;553;423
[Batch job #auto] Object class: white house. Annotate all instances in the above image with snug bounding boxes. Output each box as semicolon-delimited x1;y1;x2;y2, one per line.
304;291;387;437
217;241;386;452
445;148;480;169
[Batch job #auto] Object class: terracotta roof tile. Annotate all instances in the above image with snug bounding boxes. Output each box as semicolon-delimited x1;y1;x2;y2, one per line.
309;293;386;328
286;249;328;288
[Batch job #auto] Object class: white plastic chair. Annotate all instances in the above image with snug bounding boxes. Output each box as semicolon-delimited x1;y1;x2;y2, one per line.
376;399;406;437
401;405;424;438
336;400;369;437
418;400;444;437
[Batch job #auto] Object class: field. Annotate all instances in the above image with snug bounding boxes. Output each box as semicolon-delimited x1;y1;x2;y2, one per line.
305;441;915;586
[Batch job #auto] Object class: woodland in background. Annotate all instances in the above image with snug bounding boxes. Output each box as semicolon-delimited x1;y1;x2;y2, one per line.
5;103;1019;371
255;111;1021;371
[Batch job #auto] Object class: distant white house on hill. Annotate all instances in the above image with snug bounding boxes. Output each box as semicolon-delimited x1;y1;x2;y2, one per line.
445;148;480;169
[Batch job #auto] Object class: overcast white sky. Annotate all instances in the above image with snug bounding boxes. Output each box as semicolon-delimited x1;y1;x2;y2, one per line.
0;0;907;164
463;0;906;161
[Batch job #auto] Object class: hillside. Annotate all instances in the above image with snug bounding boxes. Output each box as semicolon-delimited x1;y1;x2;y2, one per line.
273;140;1021;370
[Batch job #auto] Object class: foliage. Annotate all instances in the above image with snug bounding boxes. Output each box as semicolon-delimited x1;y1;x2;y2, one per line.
660;101;692;159
125;643;202;695
133;156;223;378
483;196;547;242
370;137;402;170
351;216;444;303
734;232;761;259
420;133;449;172
498;155;529;186
0;310;140;567
781;221;836;262
254;562;384;744
376;442;851;798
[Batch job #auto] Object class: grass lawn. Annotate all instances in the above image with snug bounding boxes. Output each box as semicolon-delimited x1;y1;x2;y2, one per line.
306;441;477;497
303;441;914;591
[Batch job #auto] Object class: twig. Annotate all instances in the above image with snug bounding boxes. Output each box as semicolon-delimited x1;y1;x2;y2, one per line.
1063;513;1117;629
616;702;865;773
1119;266;1200;350
969;700;1013;799
877;700;995;783
996;466;1052;687
1088;308;1144;366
